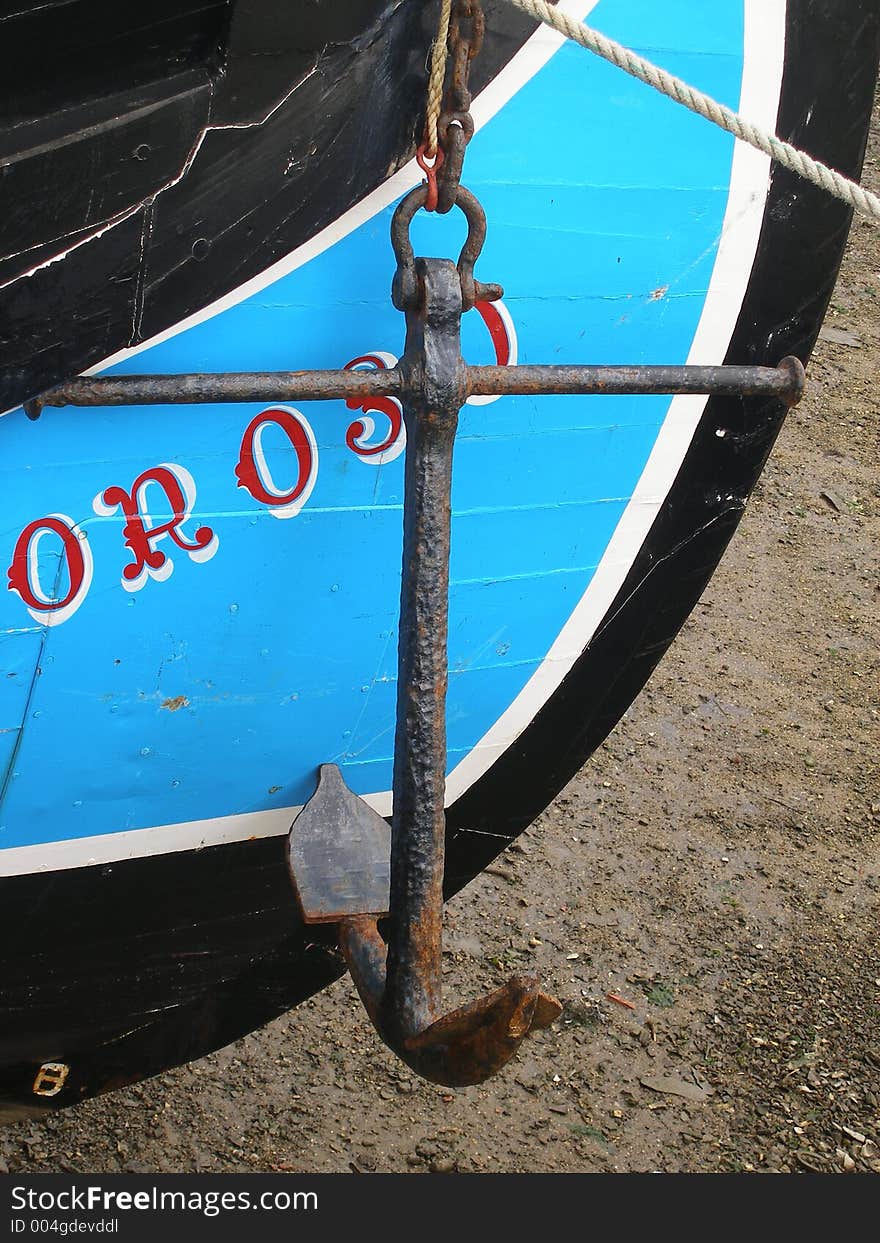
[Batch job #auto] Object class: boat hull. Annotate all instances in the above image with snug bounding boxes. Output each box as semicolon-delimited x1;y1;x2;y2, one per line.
1;0;877;1116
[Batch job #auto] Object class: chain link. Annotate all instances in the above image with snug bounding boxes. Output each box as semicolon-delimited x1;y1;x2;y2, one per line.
419;0;484;214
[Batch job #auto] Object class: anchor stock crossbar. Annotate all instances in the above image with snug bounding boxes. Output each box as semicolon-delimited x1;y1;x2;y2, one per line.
20;185;806;1086
24;358;804;418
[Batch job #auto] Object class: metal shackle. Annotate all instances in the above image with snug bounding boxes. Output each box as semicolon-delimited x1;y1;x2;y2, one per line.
390;183;503;312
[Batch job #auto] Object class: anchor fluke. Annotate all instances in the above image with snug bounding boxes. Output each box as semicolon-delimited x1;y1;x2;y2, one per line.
290;767;561;1089
393;974;562;1088
288;764;390;924
338;913;561;1088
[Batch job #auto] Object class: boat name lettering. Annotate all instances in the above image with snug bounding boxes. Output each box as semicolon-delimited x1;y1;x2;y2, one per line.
94;463;220;592
235;405;319;518
5;305;515;627
7;514;95;627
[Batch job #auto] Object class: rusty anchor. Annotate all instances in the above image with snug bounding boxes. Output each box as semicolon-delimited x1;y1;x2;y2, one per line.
288;186;562;1087
21;184;806;1088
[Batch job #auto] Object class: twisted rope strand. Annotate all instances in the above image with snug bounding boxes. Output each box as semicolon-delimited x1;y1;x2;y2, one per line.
502;0;880;224
425;0;454;156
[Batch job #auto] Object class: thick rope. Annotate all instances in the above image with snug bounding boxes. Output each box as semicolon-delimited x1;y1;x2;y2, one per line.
425;0;454;156
502;0;880;224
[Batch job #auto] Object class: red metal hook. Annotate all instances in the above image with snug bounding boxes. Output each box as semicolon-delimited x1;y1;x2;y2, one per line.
416;143;444;212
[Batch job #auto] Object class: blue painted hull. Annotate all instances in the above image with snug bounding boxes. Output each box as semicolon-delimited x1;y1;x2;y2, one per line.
2;0;753;863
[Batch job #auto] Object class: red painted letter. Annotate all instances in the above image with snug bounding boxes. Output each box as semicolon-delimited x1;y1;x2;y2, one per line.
235;406;318;519
94;463;218;591
342;352;405;464
7;514;93;625
466;300;517;407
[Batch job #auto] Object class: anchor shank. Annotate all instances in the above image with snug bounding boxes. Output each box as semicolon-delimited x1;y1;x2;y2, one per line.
382;257;468;1044
288;197;563;1086
288;188;559;1083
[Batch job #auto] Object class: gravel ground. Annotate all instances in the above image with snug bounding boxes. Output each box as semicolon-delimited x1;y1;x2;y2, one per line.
2;94;877;1178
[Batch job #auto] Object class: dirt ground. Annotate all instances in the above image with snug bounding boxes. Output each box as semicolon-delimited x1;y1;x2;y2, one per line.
3;103;878;1178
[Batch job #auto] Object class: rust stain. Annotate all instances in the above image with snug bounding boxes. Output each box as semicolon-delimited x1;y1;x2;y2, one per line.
650;285;669;301
160;695;189;712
